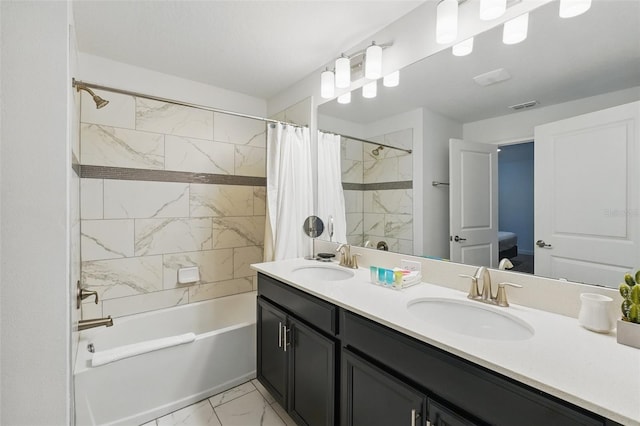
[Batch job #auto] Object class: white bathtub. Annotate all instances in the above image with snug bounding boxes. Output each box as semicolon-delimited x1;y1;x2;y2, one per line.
74;291;257;426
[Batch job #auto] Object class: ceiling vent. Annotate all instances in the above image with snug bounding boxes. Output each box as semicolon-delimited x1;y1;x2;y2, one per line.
509;100;539;111
473;68;511;87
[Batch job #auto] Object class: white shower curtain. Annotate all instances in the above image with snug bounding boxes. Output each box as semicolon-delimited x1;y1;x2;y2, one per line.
264;123;313;261
317;131;348;243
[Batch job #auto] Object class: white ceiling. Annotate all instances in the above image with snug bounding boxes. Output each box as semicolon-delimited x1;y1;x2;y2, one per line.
319;0;640;124
72;0;424;100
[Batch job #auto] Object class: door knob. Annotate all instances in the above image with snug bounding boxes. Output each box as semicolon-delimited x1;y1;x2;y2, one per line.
536;239;552;248
453;235;467;242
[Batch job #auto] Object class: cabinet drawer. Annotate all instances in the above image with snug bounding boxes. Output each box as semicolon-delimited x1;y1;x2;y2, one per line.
258;273;337;335
341;310;604;426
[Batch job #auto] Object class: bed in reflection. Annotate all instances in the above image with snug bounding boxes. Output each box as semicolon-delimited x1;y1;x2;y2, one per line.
498;231;518;260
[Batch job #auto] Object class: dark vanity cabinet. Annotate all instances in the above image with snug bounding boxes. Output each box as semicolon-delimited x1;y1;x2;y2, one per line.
341;310;611;426
342;348;428;426
257;273;619;426
257;273;337;426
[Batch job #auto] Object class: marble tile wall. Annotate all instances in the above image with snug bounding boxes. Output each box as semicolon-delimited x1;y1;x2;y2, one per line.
79;90;265;318
341;129;413;255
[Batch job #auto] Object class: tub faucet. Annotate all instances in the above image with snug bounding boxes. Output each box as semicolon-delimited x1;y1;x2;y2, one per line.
78;316;113;331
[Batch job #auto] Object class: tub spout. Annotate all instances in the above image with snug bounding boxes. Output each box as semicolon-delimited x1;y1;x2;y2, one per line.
78;316;113;331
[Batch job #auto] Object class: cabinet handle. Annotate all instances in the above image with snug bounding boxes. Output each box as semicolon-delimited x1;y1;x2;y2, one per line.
278;322;283;348
283;327;290;352
411;409;419;426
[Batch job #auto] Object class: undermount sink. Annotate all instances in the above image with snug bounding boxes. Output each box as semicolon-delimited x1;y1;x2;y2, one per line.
407;298;534;341
290;265;355;282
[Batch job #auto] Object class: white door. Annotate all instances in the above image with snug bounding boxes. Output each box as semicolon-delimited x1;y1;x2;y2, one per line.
449;138;499;268
534;101;640;287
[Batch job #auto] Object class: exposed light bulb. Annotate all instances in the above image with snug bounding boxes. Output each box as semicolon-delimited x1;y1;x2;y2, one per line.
362;81;377;99
452;37;474;56
365;43;383;80
337;92;351;104
320;68;335;99
383;71;400;88
335;55;351;89
480;0;506;21
559;0;591;18
503;13;529;45
436;0;458;44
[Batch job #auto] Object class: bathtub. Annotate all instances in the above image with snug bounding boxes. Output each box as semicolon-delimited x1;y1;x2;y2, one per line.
74;291;257;426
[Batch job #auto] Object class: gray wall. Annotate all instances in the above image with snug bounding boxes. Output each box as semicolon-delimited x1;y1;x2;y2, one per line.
1;2;73;424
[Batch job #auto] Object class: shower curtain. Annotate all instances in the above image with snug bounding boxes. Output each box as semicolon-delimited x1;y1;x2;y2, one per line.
264;123;313;261
317;131;348;244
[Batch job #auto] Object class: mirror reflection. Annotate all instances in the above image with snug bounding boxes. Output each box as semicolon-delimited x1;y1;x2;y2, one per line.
317;0;640;287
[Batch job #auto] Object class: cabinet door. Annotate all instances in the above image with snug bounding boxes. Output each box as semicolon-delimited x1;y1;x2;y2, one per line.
288;318;336;426
428;399;477;426
342;348;426;426
257;298;288;408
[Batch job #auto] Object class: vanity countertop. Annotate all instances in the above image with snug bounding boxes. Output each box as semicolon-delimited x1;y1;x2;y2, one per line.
252;258;640;426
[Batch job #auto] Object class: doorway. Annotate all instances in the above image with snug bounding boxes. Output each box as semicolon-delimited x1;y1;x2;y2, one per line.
498;141;534;274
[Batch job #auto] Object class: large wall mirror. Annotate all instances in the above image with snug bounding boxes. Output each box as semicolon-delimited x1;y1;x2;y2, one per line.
317;0;640;287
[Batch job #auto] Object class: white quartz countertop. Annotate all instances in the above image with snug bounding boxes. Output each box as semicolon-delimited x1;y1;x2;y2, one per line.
252;258;640;426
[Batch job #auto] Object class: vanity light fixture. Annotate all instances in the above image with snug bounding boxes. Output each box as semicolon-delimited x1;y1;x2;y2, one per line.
383;70;400;87
335;54;351;89
365;42;383;80
503;12;529;45
362;81;377;99
480;0;506;20
337;91;351;104
436;0;458;44
452;37;474;56
320;68;335;99
559;0;591;18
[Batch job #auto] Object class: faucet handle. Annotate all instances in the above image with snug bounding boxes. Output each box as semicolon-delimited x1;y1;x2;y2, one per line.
496;282;522;307
459;274;480;299
351;253;361;269
76;281;99;309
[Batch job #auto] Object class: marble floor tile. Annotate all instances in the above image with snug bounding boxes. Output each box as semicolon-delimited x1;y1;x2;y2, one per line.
140;421;157;426
270;402;297;426
156;399;221;426
208;381;256;407
214;390;285;426
251;378;276;404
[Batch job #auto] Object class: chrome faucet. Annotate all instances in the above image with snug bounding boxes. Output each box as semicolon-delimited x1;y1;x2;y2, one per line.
336;243;360;269
459;266;522;307
78;316;113;331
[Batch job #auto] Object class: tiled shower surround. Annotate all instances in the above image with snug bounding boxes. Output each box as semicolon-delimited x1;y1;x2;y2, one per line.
79;90;266;318
341;129;413;255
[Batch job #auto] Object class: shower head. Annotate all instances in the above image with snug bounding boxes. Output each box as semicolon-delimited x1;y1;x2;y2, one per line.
93;94;109;109
75;84;109;109
371;145;384;156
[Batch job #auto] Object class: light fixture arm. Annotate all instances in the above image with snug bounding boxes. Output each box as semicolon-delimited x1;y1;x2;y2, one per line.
322;42;393;73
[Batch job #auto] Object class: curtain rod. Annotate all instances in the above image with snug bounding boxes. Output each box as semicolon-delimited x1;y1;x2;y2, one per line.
318;129;413;154
72;78;306;129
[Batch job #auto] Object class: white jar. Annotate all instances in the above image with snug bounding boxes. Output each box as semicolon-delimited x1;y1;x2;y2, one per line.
578;293;613;333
